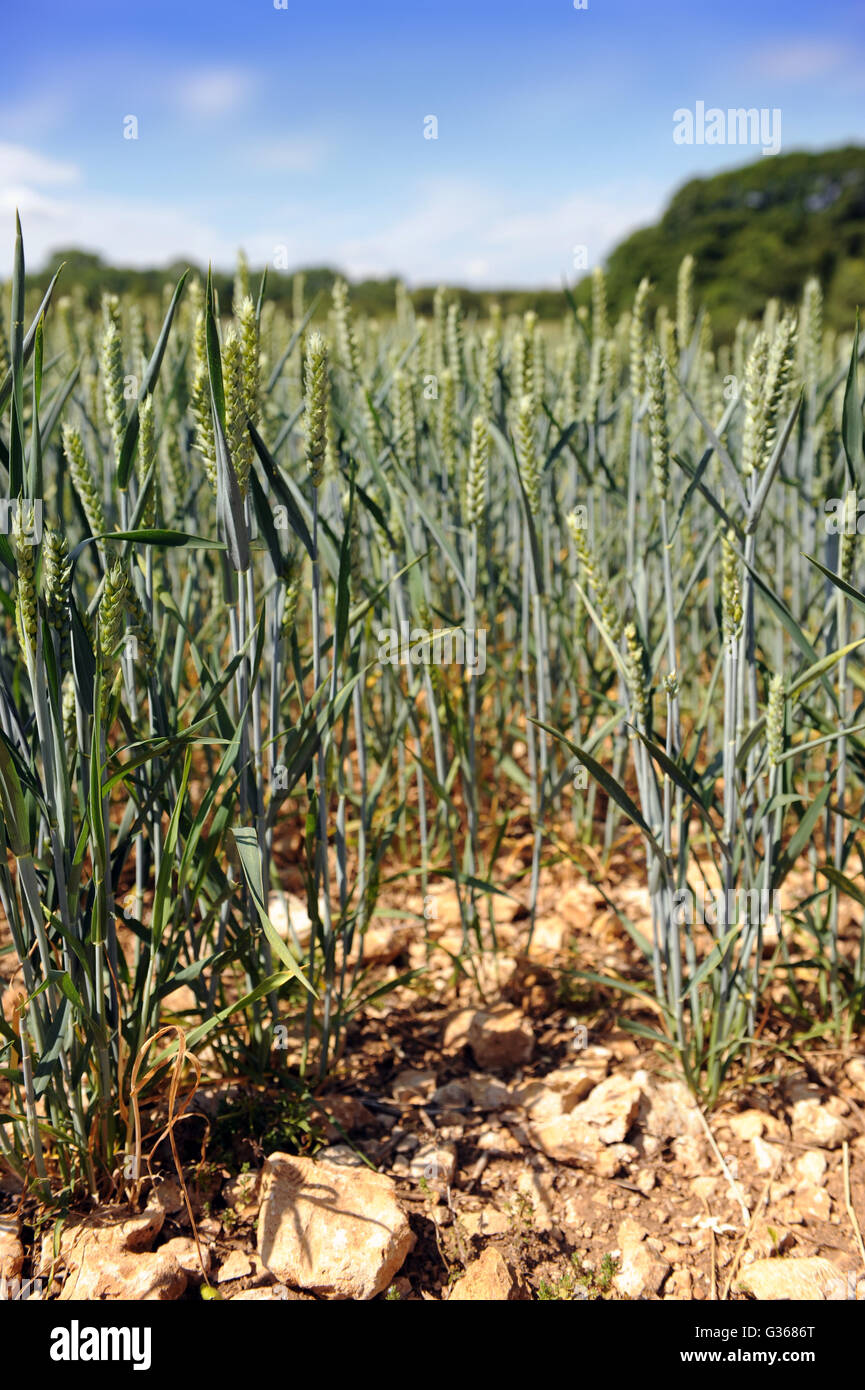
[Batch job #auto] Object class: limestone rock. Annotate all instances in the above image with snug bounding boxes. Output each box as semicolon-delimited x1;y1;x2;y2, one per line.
791;1095;850;1150
529;1071;642;1164
465;1075;512;1111
796;1184;831;1221
529;1072;642;1163
579;1073;643;1143
460;1207;511;1238
467;1006;534;1070
231;1284;314;1300
846;1056;865;1095
392;1068;437;1104
0;1218;24;1279
268;893;316;948
795;1151;827;1186
514;1059;605;1120
728;1110;766;1141
448;1247;513;1300
148;1176;185;1215
527;917;571;959
257;1153;414;1300
613;1219;670;1299
432;1079;470;1109
595;1143;640;1177
160;1236;211;1282
408;1142;457;1187
638;1079;704;1152
442;1009;476;1051
60;1249;187;1301
322;1095;374;1135
506;958;558;1016
737;1257;851;1301
352;923;412;965
217;1249;259;1283
554;883;601;931
41;1204;164;1275
315;1143;366;1167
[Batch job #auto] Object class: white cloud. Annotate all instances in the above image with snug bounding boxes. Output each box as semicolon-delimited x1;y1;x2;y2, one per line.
0;95;74;142
0;146;664;288
249;137;328;173
332;177;665;287
0;183;236;275
175;67;254;119
0;143;80;187
752;40;852;82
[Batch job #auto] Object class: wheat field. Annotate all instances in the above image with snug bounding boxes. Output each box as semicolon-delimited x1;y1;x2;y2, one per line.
0;215;864;1302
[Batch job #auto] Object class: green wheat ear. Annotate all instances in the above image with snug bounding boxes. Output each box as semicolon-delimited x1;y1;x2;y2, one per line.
13;508;39;661
511;330;531;401
62;424;108;539
532;319;546;413
43;528;73;669
222;327;251;495
466;416;491;529
645;349;670;497
101;314;127;472
516;393;540;516
392;368;417;472
281;573;302;641
331;277;360;376
629;277;651;398
137;395;157;527
841;492;857;584
124;570;157;676
766;673;785;768
676;253;695;356
431;285;447;374
98;563;128;674
234;247;250;308
480;326;499;419
591;265;608;343
304;331;329;487
446;300;465;384
61;673;77;749
162;394;187;519
584;334;606;422
623;622;650;727
741;331;769;478
800;278;822;391
238;295;260;423
761;316;798;468
192;308;217;492
721;530;743;643
438;367;456;477
568;511;622;643
560;323;579;424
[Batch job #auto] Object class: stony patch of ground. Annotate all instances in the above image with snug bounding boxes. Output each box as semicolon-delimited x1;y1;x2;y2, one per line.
2;851;864;1301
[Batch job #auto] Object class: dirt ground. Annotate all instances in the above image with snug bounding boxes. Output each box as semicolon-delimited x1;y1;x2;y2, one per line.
4;830;864;1302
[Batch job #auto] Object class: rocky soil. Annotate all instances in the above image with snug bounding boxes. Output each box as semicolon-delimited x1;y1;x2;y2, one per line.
2;856;864;1302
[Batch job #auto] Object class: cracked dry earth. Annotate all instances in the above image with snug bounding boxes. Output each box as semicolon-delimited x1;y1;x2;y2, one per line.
2;857;865;1301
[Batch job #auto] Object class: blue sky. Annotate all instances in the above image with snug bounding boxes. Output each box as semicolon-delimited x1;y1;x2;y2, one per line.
1;0;862;284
